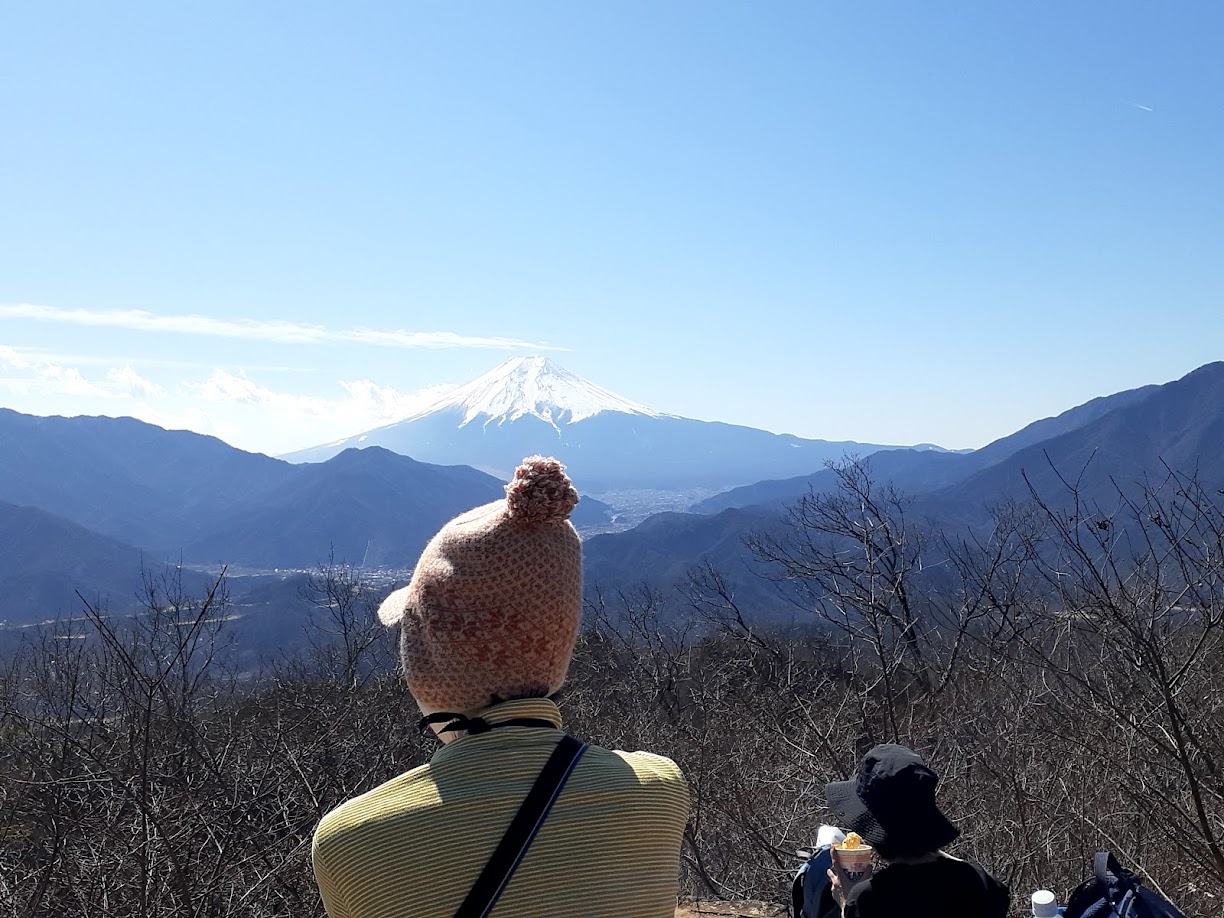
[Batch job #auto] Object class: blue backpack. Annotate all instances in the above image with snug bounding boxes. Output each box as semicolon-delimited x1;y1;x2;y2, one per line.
792;846;838;918
1063;851;1185;918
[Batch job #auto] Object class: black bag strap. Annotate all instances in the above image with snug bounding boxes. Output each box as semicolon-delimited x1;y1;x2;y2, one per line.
1095;849;1140;912
454;735;589;918
1094;850;1117;886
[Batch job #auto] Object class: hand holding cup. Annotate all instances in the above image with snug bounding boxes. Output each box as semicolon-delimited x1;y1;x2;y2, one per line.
831;832;874;886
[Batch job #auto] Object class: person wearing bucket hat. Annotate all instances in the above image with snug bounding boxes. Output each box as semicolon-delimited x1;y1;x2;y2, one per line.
311;457;689;918
820;744;1009;918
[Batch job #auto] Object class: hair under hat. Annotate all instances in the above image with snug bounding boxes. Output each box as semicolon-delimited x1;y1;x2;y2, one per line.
377;456;583;714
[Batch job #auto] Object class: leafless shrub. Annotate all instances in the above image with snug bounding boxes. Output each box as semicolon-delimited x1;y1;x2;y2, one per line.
2;462;1221;916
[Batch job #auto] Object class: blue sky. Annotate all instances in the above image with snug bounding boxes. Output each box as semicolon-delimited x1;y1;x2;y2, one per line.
2;2;1221;455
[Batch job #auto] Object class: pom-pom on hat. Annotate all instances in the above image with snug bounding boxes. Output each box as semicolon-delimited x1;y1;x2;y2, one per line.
376;456;583;714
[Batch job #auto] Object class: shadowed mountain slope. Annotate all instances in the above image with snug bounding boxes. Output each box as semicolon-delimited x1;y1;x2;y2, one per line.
692;375;1165;514
588;363;1224;608
183;447;507;569
0;412;610;573
0;500;210;625
0;409;287;550
922;361;1224;522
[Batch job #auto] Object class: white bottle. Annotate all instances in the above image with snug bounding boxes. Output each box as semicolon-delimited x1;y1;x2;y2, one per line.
1031;889;1059;917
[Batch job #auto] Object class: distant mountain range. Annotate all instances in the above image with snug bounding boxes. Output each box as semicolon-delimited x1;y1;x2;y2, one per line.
585;362;1224;612
690;375;1163;514
282;356;949;490
2;360;1221;633
0;410;604;621
0;353;938;625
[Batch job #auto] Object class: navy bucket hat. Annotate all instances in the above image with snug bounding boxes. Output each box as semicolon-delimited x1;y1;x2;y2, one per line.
824;744;960;857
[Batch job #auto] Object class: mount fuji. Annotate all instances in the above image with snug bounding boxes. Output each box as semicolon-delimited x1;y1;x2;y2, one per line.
284;357;939;493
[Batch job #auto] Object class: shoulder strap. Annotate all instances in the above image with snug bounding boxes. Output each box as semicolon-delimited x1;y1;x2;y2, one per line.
1094;850;1116;886
454;735;589;918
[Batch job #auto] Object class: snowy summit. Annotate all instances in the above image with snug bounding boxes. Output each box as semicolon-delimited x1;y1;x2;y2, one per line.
410;356;662;431
282;355;908;491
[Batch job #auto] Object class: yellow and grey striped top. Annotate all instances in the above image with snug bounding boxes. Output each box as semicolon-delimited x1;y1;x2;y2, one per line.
312;698;690;918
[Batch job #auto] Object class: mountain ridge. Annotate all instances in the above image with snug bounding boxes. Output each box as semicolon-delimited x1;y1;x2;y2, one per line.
6;361;1220;635
0;413;612;570
283;356;935;490
586;361;1224;611
691;375;1165;514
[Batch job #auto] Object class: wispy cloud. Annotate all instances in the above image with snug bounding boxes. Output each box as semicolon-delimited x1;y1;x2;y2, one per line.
338;378;456;419
188;369;454;423
0;345;36;370
36;365;113;398
1;349;459;453
0;347;164;400
107;365;165;398
5;346;312;373
183;369;465;452
0;302;566;351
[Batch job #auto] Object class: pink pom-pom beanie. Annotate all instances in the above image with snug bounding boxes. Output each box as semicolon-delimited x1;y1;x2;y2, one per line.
376;456;583;714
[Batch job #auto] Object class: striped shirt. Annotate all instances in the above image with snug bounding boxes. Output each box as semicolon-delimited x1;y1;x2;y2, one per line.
312;699;690;918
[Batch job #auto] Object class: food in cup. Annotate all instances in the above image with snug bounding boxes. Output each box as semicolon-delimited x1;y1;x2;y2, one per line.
832;832;874;884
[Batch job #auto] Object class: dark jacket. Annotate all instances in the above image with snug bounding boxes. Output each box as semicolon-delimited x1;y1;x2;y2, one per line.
824;853;1009;918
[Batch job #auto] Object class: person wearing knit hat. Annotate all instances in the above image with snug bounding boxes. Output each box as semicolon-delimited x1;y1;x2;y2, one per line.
312;457;689;918
376;454;585;718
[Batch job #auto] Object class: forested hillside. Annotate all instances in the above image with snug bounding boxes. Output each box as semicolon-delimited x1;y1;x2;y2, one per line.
3;459;1221;916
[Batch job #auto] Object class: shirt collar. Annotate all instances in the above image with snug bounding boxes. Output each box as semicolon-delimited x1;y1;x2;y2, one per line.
429;698;564;760
475;697;563;729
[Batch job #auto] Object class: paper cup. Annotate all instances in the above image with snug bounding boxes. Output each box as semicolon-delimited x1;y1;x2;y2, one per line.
833;845;874;885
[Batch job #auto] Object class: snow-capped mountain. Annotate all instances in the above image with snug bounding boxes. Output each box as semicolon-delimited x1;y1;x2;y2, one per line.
282;357;921;491
411;356;663;429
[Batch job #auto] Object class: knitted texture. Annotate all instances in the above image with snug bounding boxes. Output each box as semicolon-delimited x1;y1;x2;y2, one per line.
377;456;582;713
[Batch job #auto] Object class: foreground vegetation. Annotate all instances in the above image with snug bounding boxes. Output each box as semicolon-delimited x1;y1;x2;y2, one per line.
2;460;1222;916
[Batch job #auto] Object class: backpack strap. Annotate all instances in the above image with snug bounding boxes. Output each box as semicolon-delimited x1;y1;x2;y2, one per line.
454;735;589;918
791;860;808;918
1094;850;1116;886
1094;850;1142;915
